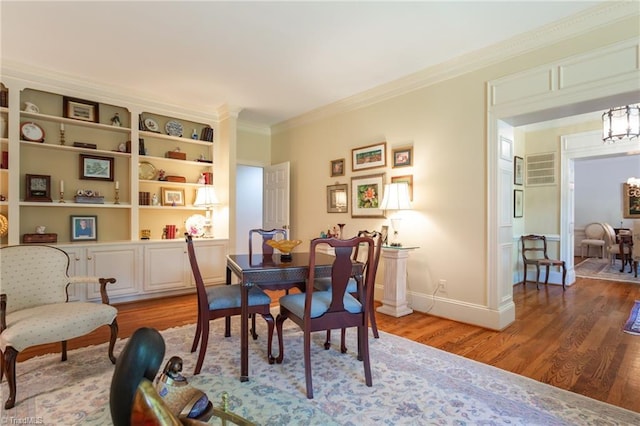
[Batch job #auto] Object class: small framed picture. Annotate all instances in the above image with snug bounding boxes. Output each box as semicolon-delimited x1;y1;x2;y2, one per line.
514;156;524;185
352;142;386;172
351;173;386;218
391;175;413;201
161;187;185;206
70;215;98;241
80;154;114;181
514;189;523;218
623;183;640;218
500;136;513;161
327;183;348;213
392;147;413;168
63;96;100;123
25;174;52;202
330;158;345;177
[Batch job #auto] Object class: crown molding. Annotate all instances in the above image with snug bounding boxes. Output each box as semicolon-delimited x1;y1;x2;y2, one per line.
1;60;222;124
237;120;271;136
272;1;639;134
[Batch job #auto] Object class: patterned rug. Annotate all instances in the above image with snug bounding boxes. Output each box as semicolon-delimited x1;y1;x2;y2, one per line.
2;318;639;425
624;300;640;335
575;257;640;284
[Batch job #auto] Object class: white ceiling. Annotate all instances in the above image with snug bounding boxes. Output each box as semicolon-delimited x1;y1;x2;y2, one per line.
1;1;605;127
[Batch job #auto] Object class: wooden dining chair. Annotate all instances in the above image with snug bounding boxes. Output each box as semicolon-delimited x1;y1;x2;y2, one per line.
316;229;386;352
275;236;375;399
520;234;566;290
186;235;276;373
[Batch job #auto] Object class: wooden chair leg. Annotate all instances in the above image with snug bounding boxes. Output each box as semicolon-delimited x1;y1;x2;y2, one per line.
108;319;118;363
535;265;540;289
262;313;276;364
324;330;331;350
61;340;67;362
250;314;258;340
194;320;210;375
561;263;567;291
369;306;379;339
304;330;313;399
191;314;203;352
340;328;347;353
224;316;231;338
544;265;551;285
275;313;287;364
3;347;17;409
360;325;372;387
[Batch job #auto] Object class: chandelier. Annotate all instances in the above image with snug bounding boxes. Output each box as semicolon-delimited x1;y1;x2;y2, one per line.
602;105;640;143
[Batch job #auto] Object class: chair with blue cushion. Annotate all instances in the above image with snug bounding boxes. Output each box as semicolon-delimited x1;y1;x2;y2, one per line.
186;235;275;373
275;236;375;399
315;228;386;351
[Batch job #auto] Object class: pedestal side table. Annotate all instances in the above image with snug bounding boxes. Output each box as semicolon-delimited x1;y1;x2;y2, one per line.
376;246;418;317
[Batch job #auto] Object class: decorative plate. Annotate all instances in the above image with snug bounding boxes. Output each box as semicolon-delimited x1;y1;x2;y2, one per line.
185;214;207;237
0;213;7;238
165;120;183;137
144;118;159;132
138;161;157;180
20;122;45;142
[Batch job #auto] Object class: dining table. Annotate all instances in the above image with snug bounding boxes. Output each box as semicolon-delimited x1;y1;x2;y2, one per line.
226;251;364;381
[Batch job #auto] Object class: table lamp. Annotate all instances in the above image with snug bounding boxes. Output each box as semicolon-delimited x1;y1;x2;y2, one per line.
379;182;411;246
194;186;219;238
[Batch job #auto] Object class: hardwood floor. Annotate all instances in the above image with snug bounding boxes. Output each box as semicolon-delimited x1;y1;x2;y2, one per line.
15;272;640;413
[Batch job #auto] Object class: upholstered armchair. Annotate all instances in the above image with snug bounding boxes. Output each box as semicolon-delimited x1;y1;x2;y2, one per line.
0;244;118;409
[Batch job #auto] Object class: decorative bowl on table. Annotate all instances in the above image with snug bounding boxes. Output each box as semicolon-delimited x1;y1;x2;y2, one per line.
266;239;302;261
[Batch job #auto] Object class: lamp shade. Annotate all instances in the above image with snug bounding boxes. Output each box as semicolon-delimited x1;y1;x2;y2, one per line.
380;183;411;210
194;186;219;207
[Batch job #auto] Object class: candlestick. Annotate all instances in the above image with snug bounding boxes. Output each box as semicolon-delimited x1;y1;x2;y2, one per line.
59;128;65;145
60;123;64;131
115;181;119;190
60;180;64;192
59;190;65;203
114;189;120;205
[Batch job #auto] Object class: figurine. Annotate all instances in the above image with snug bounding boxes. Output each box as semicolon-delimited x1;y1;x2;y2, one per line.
155;356;210;419
111;112;121;127
197;173;206;184
152;193;159;206
191;128;198;140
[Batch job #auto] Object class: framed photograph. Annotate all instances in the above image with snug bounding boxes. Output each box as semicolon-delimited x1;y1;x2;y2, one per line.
391;175;414;201
63;96;99;123
352;142;386;172
161;187;185;206
330;158;345;177
327;183;348;213
623;183;640;218
392;147;413;168
351;173;386;218
79;154;114;181
514;156;524;185
514;189;523;218
70;215;98;241
25;174;52;202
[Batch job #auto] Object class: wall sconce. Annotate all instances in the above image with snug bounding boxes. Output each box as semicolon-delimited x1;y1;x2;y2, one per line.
602;105;640;143
193;186;219;238
380;182;411;247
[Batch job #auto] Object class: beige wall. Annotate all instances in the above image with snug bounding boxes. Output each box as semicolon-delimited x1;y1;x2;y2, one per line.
270;18;638;316
237;127;271;166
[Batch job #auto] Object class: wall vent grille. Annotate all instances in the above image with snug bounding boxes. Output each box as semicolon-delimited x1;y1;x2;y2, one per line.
526;152;556;186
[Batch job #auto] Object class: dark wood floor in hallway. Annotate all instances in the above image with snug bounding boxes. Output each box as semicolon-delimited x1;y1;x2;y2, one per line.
17;273;640;413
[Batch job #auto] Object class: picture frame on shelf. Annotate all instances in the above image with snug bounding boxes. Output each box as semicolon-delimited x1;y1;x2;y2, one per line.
327;183;348;213
352;142;386;172
161;187;185;206
79;154;114;181
330;158;345;177
351;173;386;218
514;189;523;218
25;174;52;202
63;96;99;123
392;147;413;168
391;175;414;201
623;183;640;218
70;215;97;242
514;156;524;185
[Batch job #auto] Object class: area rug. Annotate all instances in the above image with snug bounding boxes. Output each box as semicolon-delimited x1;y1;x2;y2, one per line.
575;257;640;284
624;300;640;335
2;318;639;425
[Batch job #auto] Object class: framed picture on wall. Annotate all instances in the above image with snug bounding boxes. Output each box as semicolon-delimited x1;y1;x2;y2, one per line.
514;156;524;185
351;173;386;218
392;147;413;168
623;183;640;218
514;189;523;218
330;158;345;177
327;183;348;213
352;142;386;171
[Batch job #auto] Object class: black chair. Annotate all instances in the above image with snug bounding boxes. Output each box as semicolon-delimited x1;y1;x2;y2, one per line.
520;234;566;290
275;236;375;399
186;235;276;372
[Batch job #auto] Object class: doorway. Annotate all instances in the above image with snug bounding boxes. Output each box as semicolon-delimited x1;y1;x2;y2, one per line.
235;164;263;255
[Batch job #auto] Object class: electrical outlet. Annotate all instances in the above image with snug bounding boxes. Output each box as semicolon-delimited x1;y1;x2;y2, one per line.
438;279;447;292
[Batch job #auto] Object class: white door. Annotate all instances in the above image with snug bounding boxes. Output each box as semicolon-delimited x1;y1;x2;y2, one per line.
263;162;290;235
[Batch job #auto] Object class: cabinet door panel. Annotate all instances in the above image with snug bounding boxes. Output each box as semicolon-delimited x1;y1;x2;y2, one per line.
190;241;227;286
86;246;141;300
144;244;189;292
